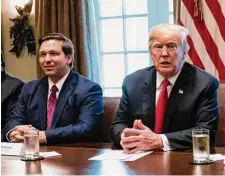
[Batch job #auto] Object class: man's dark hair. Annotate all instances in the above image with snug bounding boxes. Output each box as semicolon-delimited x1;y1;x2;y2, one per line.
38;33;74;68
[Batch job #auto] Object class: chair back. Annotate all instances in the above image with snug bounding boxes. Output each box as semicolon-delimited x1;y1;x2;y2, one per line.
101;97;120;142
216;83;225;146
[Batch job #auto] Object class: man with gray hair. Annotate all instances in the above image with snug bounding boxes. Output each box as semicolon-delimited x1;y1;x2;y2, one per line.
5;33;104;144
111;23;219;152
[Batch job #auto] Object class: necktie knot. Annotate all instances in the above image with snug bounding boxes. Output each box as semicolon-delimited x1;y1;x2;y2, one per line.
162;79;170;88
51;85;58;93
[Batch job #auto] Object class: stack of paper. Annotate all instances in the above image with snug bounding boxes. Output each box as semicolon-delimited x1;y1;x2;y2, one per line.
209;154;225;161
89;150;152;161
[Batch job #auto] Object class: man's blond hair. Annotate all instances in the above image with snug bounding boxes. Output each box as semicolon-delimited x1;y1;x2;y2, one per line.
148;23;190;53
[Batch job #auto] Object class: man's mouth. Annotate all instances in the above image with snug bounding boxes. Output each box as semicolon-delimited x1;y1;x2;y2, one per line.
160;61;171;65
44;66;54;70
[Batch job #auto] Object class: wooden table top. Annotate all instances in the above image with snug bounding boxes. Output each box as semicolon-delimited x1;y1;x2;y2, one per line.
1;143;225;175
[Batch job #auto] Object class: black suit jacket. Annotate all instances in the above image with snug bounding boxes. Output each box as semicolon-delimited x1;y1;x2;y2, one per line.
4;71;104;144
111;62;219;149
1;72;24;141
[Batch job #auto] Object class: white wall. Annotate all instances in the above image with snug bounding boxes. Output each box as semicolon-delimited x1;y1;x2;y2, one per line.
1;0;37;82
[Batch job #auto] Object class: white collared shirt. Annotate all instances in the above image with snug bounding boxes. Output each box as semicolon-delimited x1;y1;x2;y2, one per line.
155;71;181;104
156;70;182;151
48;70;70;99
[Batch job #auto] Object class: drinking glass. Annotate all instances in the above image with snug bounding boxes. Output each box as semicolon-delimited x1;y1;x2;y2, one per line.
192;129;210;163
21;128;40;161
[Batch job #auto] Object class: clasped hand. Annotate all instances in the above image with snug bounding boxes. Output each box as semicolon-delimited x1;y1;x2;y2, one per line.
9;125;47;144
120;120;163;153
9;125;33;143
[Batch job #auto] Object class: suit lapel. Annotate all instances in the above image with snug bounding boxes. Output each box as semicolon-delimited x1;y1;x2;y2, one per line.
50;71;77;128
38;77;48;130
141;68;156;130
163;63;191;132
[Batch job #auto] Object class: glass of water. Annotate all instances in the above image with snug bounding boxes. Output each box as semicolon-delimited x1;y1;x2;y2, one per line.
21;128;40;161
192;129;210;163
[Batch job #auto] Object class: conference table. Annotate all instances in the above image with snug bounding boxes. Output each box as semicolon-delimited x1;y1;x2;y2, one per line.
1;143;225;175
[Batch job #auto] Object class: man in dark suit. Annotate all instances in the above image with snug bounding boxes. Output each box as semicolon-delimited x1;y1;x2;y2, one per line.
5;33;104;144
1;52;24;142
111;24;219;153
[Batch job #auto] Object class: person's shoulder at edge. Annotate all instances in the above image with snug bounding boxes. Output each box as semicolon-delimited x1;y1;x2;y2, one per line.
4;72;24;83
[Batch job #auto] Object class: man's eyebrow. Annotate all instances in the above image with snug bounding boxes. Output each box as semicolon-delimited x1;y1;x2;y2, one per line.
166;42;177;45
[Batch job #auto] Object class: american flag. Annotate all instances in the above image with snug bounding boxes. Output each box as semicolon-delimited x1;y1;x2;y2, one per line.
178;0;225;81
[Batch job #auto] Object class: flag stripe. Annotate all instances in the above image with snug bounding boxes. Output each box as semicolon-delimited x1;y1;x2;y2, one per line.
205;0;225;42
202;0;225;67
182;0;225;80
180;2;219;77
187;36;205;70
185;54;193;65
218;0;225;17
180;18;205;69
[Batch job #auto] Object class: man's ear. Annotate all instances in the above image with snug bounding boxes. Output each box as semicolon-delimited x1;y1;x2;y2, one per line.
66;55;73;64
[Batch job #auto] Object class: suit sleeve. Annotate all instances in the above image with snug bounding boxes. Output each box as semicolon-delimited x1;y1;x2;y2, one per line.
45;84;104;144
165;78;219;149
4;83;28;136
111;80;130;147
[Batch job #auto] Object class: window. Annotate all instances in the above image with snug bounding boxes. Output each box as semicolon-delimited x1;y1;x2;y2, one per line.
95;0;174;97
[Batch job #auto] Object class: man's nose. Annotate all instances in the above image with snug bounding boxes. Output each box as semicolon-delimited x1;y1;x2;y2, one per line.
45;54;51;62
161;46;169;56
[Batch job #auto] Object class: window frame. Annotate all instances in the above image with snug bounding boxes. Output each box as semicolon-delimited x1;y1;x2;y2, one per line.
94;0;173;97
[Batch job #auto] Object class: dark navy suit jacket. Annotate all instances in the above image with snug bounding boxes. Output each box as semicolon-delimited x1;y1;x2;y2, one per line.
1;72;24;142
4;71;104;144
111;62;219;149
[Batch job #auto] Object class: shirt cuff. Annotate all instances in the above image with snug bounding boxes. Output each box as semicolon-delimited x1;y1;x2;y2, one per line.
160;134;174;151
6;129;14;142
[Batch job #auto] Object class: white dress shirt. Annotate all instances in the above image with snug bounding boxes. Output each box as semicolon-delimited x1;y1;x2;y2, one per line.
156;71;181;151
48;70;70;99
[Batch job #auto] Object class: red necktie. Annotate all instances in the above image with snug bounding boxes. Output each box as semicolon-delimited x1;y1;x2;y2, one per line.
47;85;58;129
155;79;170;134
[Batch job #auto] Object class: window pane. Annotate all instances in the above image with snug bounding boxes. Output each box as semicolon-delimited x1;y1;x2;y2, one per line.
101;19;124;52
104;89;122;97
126;17;148;51
169;0;174;12
169;14;174;24
127;53;150;74
100;0;122;17
103;54;125;87
124;0;147;15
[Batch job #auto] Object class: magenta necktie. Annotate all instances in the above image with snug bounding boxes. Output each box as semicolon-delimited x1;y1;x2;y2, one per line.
155;79;170;134
47;85;58;129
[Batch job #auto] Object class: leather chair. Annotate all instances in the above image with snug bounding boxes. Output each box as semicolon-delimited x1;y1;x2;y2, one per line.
215;83;225;146
101;97;120;142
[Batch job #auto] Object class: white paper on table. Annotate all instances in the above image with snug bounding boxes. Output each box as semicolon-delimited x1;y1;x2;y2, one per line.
39;151;61;158
89;150;153;161
209;154;225;161
1;142;23;156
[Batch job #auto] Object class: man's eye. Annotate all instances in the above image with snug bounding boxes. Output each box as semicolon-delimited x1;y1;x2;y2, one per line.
40;53;46;57
51;53;59;56
167;44;177;48
154;45;163;49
